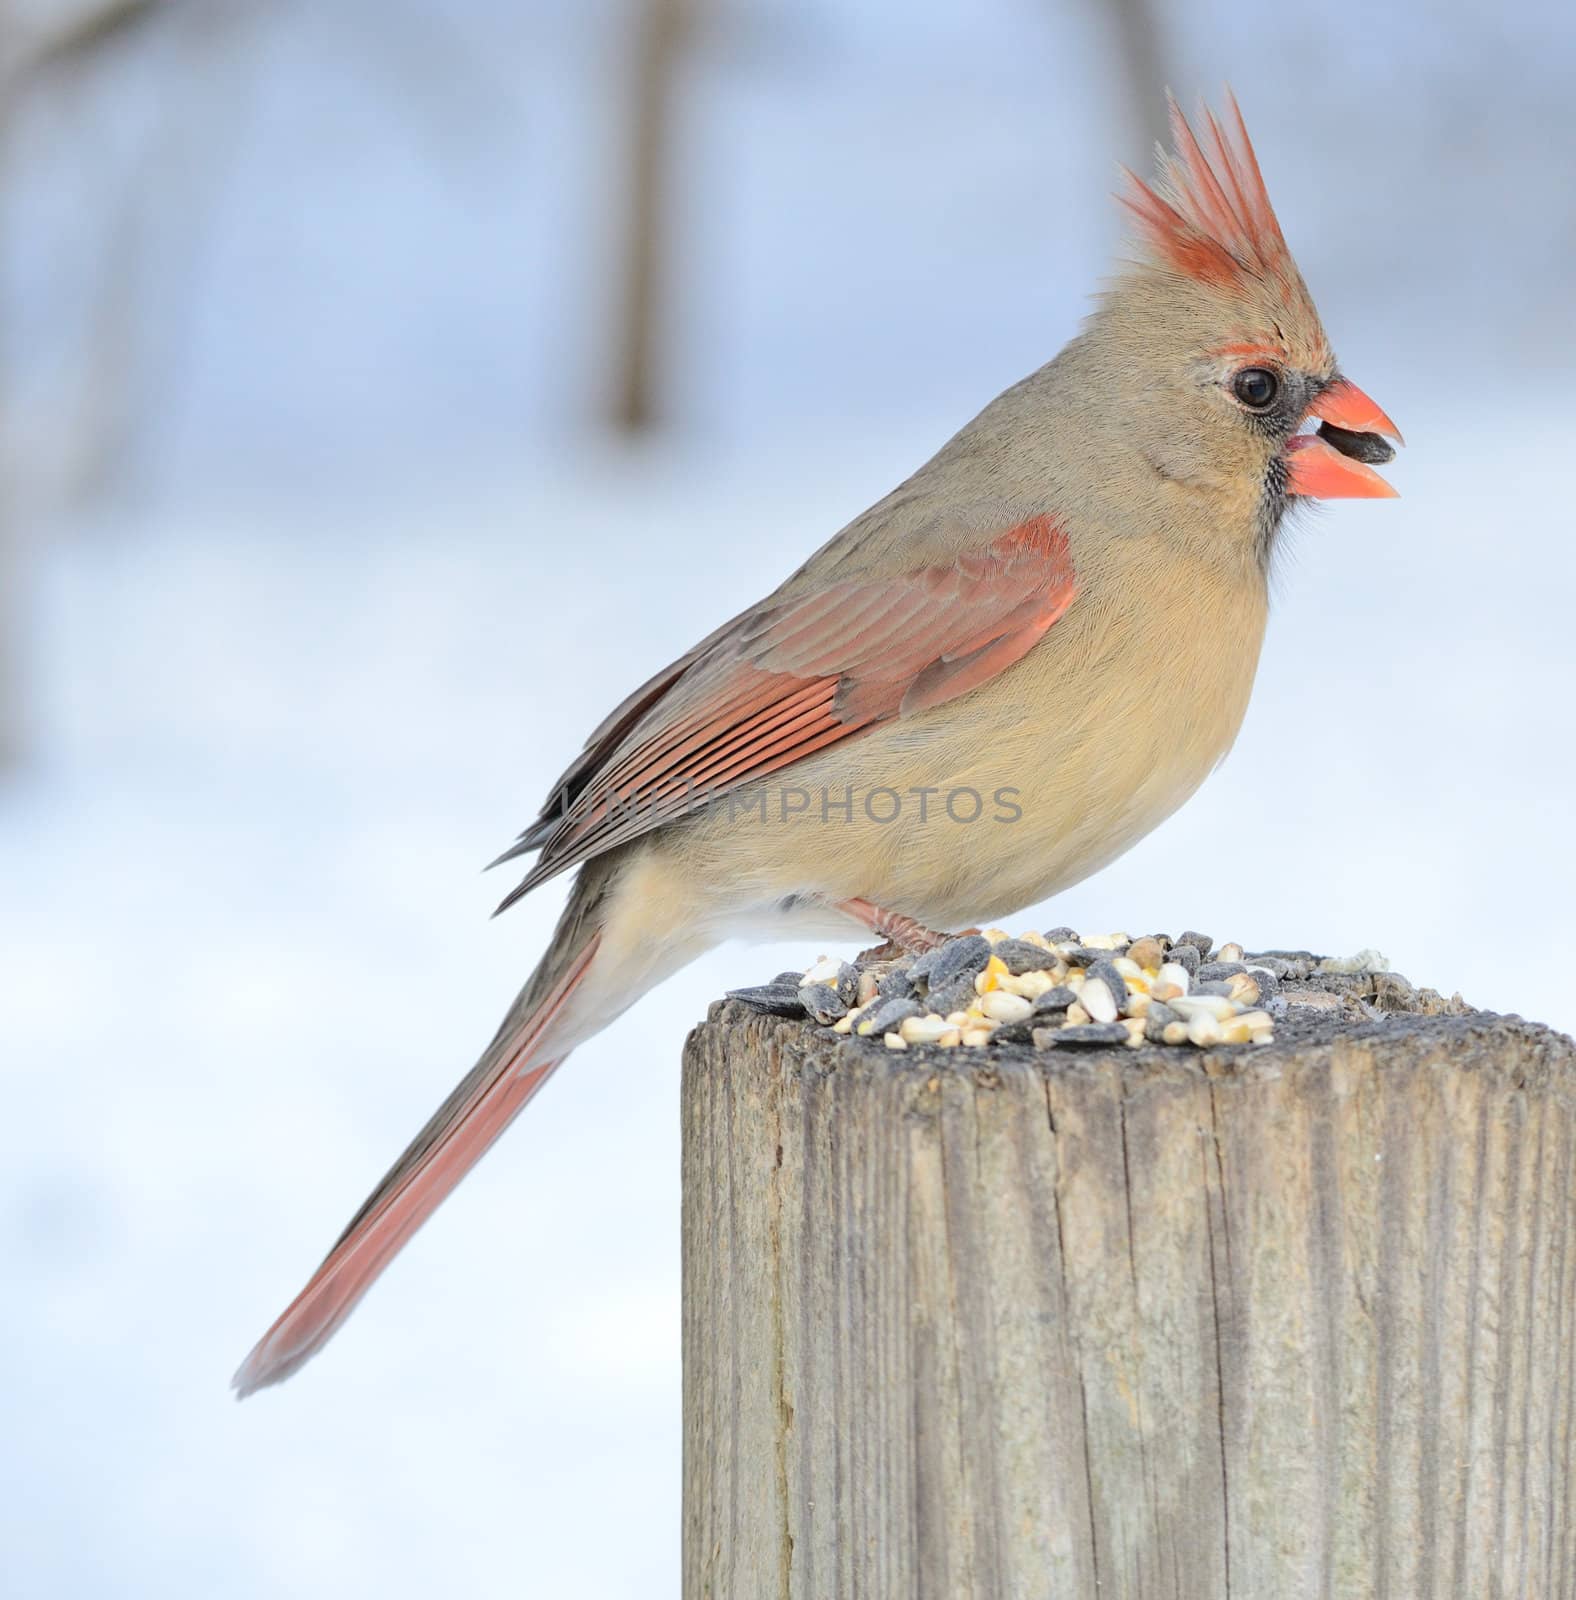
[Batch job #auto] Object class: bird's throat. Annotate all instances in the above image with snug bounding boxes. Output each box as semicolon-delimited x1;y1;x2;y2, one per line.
1256;453;1292;570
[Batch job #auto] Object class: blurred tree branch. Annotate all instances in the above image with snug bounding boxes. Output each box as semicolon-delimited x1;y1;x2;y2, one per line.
1093;0;1170;167
3;0;160;82
4;0;251;505
612;0;698;432
0;0;509;768
0;0;203;769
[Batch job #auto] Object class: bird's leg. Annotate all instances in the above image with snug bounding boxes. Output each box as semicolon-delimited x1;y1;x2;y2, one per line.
835;897;954;957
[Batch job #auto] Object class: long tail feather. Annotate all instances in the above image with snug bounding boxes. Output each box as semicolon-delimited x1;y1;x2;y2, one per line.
232;923;601;1398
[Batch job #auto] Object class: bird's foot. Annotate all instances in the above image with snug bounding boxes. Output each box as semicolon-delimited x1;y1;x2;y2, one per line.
836;897;959;957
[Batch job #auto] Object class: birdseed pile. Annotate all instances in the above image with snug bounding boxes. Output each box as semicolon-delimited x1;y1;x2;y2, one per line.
729;927;1395;1053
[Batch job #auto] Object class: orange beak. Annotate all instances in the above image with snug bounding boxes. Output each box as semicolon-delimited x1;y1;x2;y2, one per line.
1283;378;1404;499
1309;377;1405;444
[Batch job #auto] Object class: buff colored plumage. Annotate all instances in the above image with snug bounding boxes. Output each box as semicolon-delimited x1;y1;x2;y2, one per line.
235;94;1401;1395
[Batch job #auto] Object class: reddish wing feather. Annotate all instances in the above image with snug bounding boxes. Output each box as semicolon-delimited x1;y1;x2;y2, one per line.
501;516;1076;900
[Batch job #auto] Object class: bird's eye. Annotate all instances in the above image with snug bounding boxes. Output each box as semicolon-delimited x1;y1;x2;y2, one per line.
1232;367;1279;410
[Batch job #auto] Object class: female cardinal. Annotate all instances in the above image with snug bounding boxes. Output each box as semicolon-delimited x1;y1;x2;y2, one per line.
235;95;1401;1394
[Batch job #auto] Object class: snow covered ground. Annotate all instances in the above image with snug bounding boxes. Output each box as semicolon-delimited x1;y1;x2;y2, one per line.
2;393;1573;1597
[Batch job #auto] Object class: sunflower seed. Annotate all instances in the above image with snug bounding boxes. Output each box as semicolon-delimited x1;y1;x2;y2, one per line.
1086;959;1133;1011
1031;985;1079;1015
1065;945;1116;968
926;978;980;1016
728;983;806;1017
913;934;992;991
1036;1022;1131;1047
877;966;918;1000
1246;968;1280;1001
1248;950;1318;978
798;982;847;1024
1243;955;1293;978
1197;961;1247;983
1317;418;1396;465
993;937;1059;975
858;997;923;1036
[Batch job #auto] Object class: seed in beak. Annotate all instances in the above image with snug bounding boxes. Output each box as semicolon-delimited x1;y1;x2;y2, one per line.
1317;420;1396;467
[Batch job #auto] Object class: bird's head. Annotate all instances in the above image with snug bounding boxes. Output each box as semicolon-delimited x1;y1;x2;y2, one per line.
1090;94;1401;556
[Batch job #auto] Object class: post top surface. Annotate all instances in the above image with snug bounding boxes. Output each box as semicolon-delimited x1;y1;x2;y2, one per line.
700;997;1576;1100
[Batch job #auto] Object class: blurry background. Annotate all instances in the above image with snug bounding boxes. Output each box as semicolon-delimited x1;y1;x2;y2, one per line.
2;1;1573;1594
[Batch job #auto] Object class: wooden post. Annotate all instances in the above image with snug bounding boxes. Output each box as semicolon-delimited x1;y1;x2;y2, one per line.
682;982;1576;1598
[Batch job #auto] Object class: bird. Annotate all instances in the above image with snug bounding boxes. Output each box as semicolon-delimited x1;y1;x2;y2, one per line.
233;93;1401;1396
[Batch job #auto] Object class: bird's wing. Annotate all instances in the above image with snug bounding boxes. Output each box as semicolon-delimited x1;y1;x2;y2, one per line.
494;512;1076;909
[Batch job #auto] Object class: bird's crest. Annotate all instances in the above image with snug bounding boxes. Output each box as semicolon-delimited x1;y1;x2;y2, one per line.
1119;92;1328;364
1132;92;1292;289
1121;93;1288;289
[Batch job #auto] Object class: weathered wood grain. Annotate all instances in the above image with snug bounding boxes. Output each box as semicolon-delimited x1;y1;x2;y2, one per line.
681;1000;1576;1599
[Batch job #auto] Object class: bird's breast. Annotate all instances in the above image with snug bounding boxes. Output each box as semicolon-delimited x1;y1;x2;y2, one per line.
669;539;1270;931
